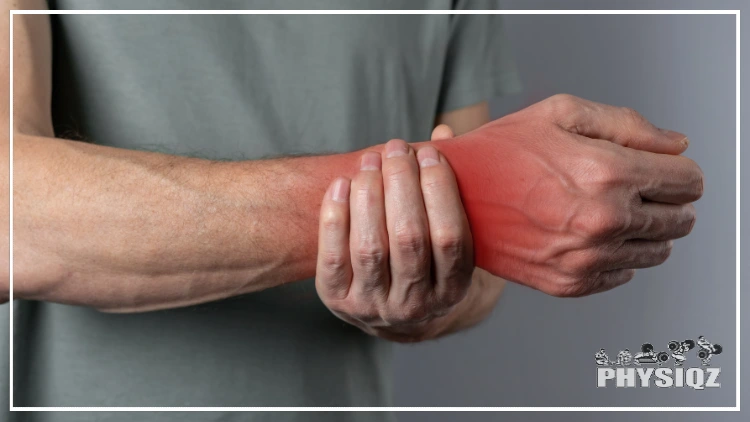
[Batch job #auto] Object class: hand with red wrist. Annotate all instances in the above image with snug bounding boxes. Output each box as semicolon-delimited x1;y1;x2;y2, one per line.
432;94;702;297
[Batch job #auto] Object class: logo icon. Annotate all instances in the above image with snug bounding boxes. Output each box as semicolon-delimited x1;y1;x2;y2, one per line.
667;339;695;366
633;343;670;365
696;336;723;366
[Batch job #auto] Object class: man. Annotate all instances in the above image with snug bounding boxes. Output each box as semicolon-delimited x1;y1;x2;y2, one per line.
1;0;703;419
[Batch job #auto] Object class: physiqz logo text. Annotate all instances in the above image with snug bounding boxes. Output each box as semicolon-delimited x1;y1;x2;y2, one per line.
596;336;722;390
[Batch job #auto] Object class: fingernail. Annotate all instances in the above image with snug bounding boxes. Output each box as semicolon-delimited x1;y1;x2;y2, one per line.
360;151;381;171
385;139;409;158
659;128;690;147
417;146;440;168
330;178;350;202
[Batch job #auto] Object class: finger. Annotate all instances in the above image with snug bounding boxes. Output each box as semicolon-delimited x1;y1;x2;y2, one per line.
590;269;637;295
349;152;390;301
629;202;697;240
315;177;353;300
552;95;689;155
606;240;674;270
416;145;474;307
381;139;432;305
627;150;704;204
430;124;454;141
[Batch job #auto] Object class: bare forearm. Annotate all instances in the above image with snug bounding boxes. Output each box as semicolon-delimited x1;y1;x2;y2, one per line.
11;115;507;314
13;134;366;312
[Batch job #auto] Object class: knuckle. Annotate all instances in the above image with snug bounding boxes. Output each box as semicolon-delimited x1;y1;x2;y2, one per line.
545;93;582;120
384;161;416;182
674;157;704;202
604;269;636;293
324;299;346;314
386;302;430;324
582;155;624;188
320;208;345;232
655;241;674;264
559;269;637;297
352;178;382;206
548;275;589;298
404;303;430;322
347;306;380;324
564;274;601;297
393;226;429;257
571;150;629;194
421;171;453;193
320;251;348;274
354;241;386;269
549;285;573;298
673;204;698;238
564;250;601;276
620;106;647;125
574;204;629;239
432;228;473;291
333;298;381;322
432;228;465;256
549;93;579;108
622;269;637;283
324;296;357;315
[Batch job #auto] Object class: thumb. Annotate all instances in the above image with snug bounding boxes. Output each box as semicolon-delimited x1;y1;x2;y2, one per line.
430;124;454;141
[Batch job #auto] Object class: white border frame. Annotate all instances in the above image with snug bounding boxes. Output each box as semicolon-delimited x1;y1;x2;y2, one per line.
7;9;741;412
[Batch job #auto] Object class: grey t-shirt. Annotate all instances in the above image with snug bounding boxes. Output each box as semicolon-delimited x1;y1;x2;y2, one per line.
3;0;520;419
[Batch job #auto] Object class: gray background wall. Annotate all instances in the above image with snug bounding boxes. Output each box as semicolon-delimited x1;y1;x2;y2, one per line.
392;0;746;418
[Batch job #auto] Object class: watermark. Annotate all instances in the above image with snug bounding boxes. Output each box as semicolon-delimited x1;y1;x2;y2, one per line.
596;336;722;390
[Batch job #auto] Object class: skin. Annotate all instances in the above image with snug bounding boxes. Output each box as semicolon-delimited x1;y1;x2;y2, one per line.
2;2;703;343
315;96;703;340
436;97;702;296
317;122;507;342
2;2;505;336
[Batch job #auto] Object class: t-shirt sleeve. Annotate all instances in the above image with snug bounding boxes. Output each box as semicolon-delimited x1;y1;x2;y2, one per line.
436;0;523;114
